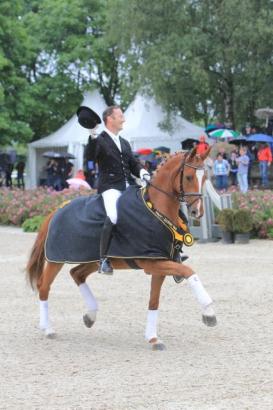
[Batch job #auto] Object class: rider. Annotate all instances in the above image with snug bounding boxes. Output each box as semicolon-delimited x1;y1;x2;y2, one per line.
85;105;151;274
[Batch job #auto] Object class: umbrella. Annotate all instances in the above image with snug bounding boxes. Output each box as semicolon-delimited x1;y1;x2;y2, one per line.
228;137;247;146
209;129;240;139
246;133;273;143
154;146;170;154
255;107;273;120
66;178;91;190
61;152;76;159
42;151;62;158
181;138;199;150
205;123;225;134
139;153;156;162
136;148;153;155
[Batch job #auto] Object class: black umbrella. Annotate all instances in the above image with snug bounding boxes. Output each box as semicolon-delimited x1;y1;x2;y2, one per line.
228;137;247;146
181;138;199;150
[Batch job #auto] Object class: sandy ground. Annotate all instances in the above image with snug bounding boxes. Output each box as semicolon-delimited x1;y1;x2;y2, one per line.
0;226;273;410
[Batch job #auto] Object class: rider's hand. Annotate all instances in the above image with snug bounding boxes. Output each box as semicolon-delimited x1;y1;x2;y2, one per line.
88;127;98;139
140;169;151;184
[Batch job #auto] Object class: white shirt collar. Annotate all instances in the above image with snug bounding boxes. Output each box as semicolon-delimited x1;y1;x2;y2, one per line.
105;127;119;140
105;127;121;150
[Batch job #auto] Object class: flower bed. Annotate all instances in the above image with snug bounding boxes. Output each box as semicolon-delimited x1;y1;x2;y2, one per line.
232;190;273;239
0;187;94;226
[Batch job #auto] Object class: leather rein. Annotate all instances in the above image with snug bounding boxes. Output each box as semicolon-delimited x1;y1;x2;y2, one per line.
147;154;205;208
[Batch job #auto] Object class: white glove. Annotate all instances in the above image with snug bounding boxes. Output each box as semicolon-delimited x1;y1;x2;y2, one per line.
88;127;98;139
140;168;151;183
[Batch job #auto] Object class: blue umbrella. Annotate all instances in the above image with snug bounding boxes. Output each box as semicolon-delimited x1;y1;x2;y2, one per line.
247;133;273;143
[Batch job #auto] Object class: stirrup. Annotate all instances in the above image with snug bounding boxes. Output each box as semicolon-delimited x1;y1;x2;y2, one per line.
98;258;113;275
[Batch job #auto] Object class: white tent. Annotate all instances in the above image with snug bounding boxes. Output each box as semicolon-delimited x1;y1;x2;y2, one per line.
122;93;205;152
27;90;106;188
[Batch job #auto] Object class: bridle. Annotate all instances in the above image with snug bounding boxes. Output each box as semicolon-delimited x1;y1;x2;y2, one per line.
147;153;205;209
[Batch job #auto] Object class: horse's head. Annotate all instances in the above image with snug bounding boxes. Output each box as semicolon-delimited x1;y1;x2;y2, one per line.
148;147;210;220
174;147;210;218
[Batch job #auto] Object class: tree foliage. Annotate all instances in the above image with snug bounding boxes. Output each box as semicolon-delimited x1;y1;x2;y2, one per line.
1;0;273;146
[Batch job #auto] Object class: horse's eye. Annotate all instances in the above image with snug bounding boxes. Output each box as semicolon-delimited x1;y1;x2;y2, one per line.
186;175;193;182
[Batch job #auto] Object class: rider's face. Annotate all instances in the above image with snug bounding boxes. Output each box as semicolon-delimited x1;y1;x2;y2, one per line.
109;108;125;133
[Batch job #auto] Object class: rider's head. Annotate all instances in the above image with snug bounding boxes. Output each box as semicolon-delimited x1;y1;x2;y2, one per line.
103;106;125;135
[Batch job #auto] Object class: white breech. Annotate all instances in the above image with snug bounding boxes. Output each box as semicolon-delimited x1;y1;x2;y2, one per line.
102;189;122;224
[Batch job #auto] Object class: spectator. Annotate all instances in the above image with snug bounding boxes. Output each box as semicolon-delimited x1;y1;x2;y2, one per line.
228;151;238;186
217;147;228;160
246;145;256;187
16;160;25;189
5;162;13;188
236;147;249;193
196;135;209;155
46;159;62;190
213;153;230;191
257;143;272;188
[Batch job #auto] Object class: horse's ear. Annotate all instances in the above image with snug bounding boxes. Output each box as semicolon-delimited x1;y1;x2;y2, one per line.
200;145;212;161
188;146;197;160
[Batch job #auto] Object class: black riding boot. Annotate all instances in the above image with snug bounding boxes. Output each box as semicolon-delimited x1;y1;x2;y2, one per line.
98;217;114;274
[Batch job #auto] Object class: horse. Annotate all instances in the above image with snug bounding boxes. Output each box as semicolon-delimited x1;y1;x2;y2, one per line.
26;147;217;350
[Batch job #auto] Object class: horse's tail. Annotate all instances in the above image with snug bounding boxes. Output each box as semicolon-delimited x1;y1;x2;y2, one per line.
25;211;55;290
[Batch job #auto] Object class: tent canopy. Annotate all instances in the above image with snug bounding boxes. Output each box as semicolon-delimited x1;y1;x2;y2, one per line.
122;93;205;152
30;90;106;148
27;90;107;187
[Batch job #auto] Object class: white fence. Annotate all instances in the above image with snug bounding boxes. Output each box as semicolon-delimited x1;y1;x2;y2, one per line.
184;180;232;241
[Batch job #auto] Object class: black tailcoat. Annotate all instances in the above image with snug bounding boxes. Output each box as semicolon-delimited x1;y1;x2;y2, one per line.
85;131;142;194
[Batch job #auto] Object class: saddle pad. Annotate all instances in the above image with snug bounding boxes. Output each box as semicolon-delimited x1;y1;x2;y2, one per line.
107;187;175;260
45;186;176;264
45;194;105;263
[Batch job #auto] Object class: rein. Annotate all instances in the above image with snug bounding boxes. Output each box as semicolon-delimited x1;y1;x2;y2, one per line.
147;154;204;208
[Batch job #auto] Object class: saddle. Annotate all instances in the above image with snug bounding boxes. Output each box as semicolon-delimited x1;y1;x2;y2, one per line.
45;186;191;264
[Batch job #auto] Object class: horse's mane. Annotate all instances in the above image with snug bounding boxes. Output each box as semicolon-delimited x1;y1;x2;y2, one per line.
153;151;186;178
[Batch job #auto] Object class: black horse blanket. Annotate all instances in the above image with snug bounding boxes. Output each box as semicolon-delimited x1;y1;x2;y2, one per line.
45;186;181;264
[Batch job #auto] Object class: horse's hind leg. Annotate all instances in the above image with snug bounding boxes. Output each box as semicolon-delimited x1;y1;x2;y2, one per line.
37;262;63;338
70;263;98;329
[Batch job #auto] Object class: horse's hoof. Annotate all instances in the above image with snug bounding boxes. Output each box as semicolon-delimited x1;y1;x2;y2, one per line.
83;313;95;328
150;339;166;351
45;328;56;338
173;275;184;284
202;315;217;327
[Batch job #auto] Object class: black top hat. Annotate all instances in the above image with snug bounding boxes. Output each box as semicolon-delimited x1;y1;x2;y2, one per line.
76;106;102;129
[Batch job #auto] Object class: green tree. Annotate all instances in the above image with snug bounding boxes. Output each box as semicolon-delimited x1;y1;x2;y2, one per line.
0;0;33;144
106;0;273;129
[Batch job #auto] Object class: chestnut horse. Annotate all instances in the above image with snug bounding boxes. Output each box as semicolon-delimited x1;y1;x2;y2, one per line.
26;148;216;350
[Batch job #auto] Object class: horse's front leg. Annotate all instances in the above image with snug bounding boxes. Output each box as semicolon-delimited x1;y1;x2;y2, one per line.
145;274;166;351
70;263;99;329
167;261;217;327
141;260;217;328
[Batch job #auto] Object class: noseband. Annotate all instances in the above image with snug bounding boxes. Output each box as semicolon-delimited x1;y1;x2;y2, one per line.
148;155;205;209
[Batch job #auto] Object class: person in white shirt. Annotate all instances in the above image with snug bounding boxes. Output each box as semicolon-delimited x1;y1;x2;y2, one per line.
85;105;150;274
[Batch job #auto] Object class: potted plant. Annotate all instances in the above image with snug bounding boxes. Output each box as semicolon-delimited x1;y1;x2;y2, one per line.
232;208;253;244
217;208;234;244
